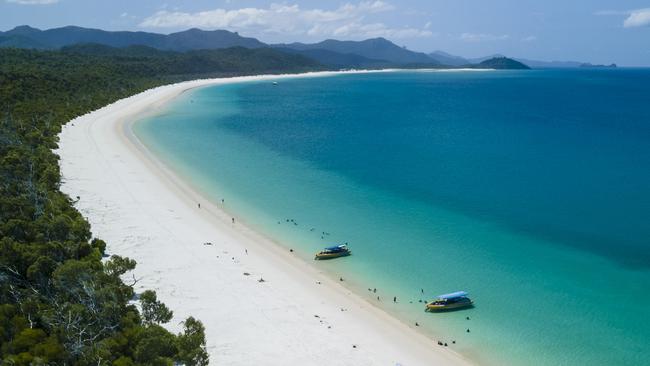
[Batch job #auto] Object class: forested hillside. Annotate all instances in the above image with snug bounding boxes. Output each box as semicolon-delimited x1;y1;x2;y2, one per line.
0;46;321;365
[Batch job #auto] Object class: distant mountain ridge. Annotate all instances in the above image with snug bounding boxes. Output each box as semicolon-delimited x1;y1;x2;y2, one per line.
1;25;545;70
0;25;613;69
0;25;265;51
428;50;470;66
275;38;437;66
0;25;440;67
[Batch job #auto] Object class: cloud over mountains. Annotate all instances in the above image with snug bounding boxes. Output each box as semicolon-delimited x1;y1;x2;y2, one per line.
139;1;432;39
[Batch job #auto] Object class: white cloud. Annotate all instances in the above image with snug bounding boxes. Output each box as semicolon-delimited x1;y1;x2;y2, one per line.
460;33;510;42
522;35;537;42
624;8;650;28
5;0;58;4
139;1;432;39
596;8;650;28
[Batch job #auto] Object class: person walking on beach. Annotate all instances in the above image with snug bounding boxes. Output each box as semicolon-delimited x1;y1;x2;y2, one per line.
198;203;201;208
232;217;235;224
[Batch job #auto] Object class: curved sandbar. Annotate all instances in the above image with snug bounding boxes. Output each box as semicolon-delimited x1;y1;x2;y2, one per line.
57;71;474;366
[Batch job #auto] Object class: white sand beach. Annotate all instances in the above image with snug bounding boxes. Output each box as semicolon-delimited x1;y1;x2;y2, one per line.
57;71;473;366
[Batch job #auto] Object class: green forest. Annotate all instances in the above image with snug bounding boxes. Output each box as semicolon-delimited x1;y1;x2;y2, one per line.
0;45;322;365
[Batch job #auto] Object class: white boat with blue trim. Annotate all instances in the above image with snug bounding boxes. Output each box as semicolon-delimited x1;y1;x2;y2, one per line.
426;291;473;311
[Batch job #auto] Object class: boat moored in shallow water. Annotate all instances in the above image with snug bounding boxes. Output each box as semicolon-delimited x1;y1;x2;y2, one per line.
315;244;351;260
426;291;473;311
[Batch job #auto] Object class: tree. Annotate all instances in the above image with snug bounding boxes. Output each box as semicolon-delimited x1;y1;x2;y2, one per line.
139;291;172;326
134;325;177;366
176;317;209;366
104;255;136;278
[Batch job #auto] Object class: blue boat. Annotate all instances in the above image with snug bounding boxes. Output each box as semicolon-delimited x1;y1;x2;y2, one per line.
426;291;473;311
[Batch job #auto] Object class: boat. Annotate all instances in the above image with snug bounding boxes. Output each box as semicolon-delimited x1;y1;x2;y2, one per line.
272;81;278;85
315;244;351;260
425;291;473;311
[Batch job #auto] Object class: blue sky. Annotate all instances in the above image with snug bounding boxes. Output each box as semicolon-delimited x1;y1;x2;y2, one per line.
2;0;649;66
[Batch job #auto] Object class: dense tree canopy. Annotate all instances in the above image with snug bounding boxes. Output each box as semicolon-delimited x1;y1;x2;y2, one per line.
0;45;321;365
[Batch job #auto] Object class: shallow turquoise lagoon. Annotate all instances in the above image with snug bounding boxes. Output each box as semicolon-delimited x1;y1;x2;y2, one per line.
134;70;650;365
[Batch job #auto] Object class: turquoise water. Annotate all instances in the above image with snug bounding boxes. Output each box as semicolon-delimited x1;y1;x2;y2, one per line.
133;70;650;365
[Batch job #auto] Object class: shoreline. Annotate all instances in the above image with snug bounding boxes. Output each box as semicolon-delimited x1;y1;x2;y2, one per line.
58;70;475;365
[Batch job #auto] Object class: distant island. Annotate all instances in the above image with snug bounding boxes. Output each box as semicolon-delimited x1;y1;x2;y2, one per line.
428;51;617;69
579;63;617;68
1;25;534;70
474;57;531;70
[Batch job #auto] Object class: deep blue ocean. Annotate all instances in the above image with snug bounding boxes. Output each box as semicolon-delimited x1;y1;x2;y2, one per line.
134;69;650;365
